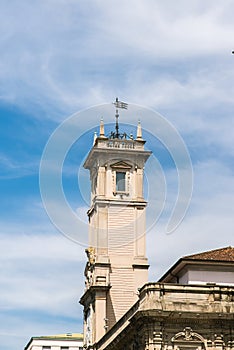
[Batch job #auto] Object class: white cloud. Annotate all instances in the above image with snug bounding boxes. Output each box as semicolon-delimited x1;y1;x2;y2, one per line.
96;0;234;58
147;158;234;280
0;153;38;179
0;198;86;311
0;2;234;349
0;230;85;348
0;0;234;118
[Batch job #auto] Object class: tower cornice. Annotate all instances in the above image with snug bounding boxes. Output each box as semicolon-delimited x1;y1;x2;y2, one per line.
87;199;148;218
84;145;151;170
80;285;111;306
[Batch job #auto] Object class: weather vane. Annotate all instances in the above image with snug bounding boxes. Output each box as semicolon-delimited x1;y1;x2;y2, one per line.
111;97;128;139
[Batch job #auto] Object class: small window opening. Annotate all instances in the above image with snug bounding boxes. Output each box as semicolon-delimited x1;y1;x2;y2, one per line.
116;172;126;192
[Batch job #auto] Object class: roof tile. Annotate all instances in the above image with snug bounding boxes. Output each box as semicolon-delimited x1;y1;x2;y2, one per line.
184;246;234;262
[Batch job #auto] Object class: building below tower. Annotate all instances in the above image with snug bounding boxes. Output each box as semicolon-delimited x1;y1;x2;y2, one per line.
92;247;234;350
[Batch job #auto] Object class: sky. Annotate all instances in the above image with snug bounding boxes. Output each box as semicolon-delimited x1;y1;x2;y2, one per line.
0;1;234;349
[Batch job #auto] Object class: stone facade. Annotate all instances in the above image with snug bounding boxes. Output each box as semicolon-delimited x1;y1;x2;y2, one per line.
95;283;234;350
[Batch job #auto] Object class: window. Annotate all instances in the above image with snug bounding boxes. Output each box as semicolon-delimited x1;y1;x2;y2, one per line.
116;172;126;192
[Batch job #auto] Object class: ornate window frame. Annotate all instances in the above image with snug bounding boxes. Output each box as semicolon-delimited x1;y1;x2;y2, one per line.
110;161;132;196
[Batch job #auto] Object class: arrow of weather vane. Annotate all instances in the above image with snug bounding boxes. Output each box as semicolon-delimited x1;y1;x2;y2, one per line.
113;97;128;110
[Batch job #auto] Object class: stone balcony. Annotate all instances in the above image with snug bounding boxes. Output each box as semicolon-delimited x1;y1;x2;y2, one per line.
138;283;234;315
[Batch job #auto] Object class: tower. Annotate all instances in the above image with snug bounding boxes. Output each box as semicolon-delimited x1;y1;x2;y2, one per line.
80;100;151;347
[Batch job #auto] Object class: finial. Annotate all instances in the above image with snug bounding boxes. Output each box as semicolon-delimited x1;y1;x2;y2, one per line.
99;118;105;138
137;120;143;140
93;131;97;145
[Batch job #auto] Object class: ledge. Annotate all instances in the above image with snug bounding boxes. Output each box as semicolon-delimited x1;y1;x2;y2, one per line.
80;285;111;305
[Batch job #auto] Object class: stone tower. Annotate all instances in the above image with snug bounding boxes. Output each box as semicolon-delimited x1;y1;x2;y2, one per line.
80;100;151;348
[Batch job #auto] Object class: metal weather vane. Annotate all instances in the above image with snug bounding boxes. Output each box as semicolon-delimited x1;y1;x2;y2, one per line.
113;97;128;110
110;97;129;139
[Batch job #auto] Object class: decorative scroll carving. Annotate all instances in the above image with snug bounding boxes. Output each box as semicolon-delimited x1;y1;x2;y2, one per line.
171;327;205;350
172;327;205;343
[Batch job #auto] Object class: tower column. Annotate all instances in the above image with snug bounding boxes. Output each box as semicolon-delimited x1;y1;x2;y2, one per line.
80;109;151;347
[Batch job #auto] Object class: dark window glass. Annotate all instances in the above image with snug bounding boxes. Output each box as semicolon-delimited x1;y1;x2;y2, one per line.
116;172;125;192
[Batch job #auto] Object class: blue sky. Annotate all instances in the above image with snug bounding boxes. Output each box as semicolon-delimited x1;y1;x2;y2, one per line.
0;1;234;349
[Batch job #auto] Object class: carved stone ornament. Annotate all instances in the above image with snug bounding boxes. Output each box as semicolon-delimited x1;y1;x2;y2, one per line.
172;327;205;342
171;327;206;350
85;246;96;265
84;247;96;288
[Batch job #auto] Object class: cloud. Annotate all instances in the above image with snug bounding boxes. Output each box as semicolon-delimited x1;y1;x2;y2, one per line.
0;153;38;179
0;0;234;118
0;310;82;350
96;0;234;58
0;2;234;349
147;158;234;280
0;198;87;348
0;226;85;349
